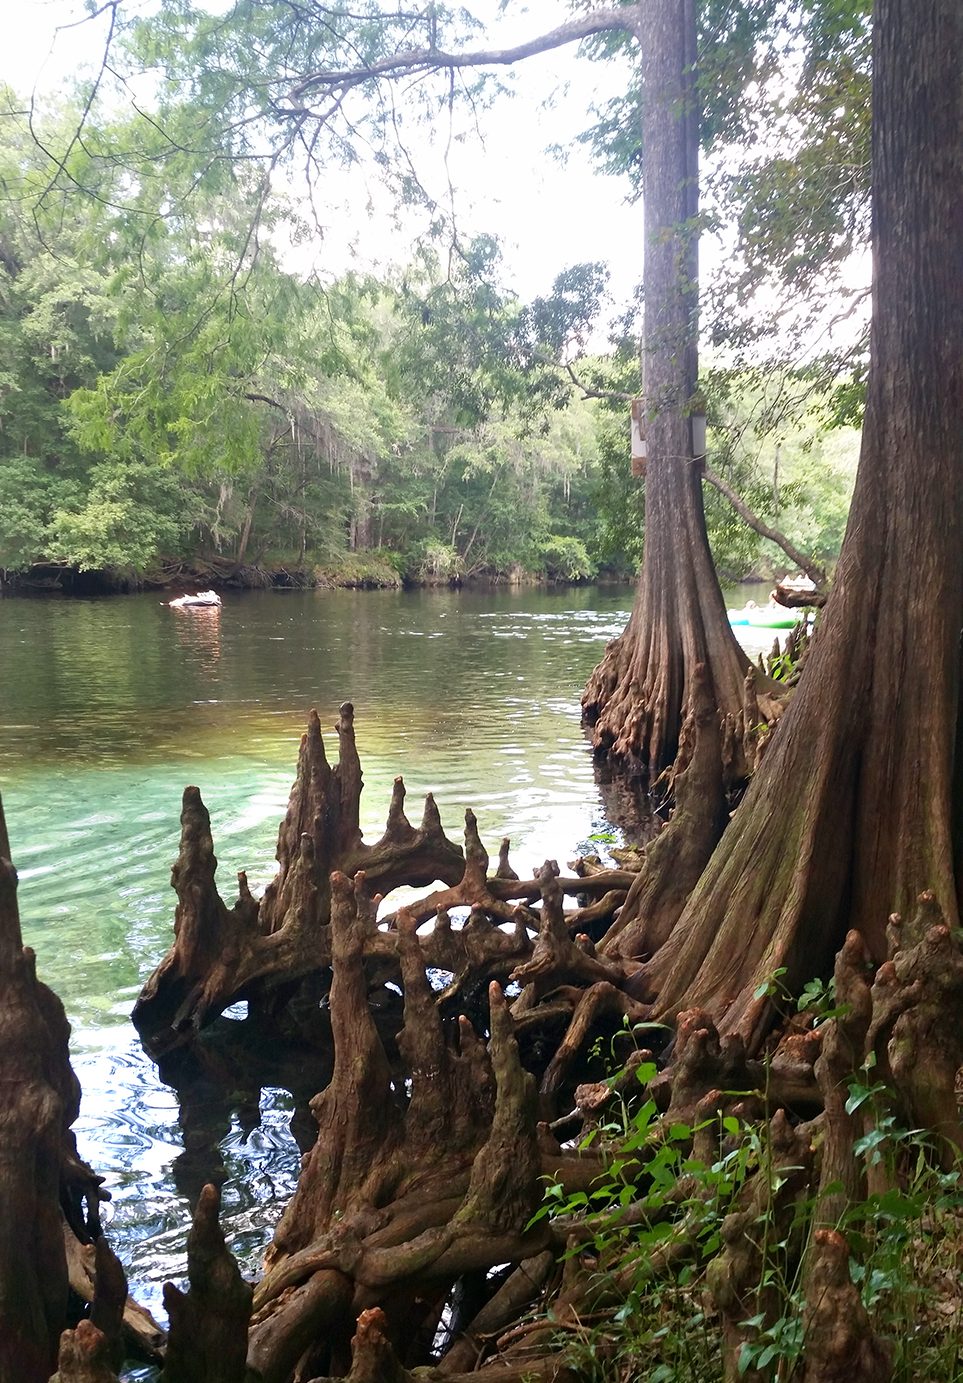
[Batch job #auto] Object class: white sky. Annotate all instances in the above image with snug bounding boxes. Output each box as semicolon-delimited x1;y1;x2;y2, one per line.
2;0;644;317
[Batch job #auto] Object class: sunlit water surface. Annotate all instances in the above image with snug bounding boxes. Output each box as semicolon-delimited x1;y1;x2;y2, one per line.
0;582;776;1338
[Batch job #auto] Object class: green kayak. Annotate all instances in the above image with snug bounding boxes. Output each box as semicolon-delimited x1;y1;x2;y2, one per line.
728;606;802;630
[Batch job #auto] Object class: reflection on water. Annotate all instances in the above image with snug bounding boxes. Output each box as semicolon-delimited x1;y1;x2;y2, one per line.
170;601;222;675
0;581;771;1324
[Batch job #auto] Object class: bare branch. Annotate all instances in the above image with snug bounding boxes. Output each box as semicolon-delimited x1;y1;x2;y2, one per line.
703;463;826;586
561;358;636;403
286;9;639;107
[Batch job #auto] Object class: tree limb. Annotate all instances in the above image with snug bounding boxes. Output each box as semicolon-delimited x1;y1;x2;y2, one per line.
560;358;636;403
286;9;638;107
703;463;826;586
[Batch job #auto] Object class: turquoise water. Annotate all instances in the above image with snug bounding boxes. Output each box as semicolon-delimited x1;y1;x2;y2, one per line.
0;585;638;1313
0;581;774;1321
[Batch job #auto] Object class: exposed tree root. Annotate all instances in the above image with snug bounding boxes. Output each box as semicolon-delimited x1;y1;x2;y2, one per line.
799;1231;892;1382
600;664;728;961
132;723;963;1377
48;1321;119;1383
0;0;955;1372
163;1183;254;1383
4;703;963;1383
64;1231;166;1365
132;710;639;1054
706;1111;815;1380
582;592;785;793
0;799;110;1383
133;705;465;1051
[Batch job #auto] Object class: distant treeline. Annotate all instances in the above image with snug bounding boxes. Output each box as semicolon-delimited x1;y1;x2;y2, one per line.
0;95;857;594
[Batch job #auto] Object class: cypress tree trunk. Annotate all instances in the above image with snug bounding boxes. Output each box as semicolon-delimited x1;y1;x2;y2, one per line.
638;0;963;1049
583;0;776;787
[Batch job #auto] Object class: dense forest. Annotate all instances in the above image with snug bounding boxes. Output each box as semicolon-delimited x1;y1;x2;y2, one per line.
0;62;857;593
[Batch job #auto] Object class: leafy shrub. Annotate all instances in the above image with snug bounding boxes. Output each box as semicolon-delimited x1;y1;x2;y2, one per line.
47;460;188;571
409;539;464;583
538;534;598;582
0;458;61;571
528;1044;963;1381
312;552;403;588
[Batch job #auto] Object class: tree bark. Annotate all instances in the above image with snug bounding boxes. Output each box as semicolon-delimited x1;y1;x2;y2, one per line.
635;0;963;1048
0;798;106;1383
162;1183;254;1383
48;1322;119;1383
582;0;780;788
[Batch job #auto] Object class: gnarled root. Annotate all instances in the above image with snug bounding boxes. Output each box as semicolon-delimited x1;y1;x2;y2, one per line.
249;875;552;1383
873;893;963;1162
48;1321;119;1383
799;1231;892;1382
706;1112;815;1382
64;1232;165;1366
0;800;108;1383
163;1184;253;1383
133;706;465;1050
813;930;873;1225
600;664;727;962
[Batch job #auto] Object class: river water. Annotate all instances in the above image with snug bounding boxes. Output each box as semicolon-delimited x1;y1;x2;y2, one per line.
0;582;776;1331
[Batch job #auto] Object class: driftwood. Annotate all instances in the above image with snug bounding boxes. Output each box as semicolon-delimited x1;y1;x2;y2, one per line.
772;579;828;608
64;1229;166;1363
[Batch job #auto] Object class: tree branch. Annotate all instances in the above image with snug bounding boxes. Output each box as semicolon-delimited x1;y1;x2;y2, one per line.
561;359;636;403
703;464;826;587
243;392;287;411
286;9;638;107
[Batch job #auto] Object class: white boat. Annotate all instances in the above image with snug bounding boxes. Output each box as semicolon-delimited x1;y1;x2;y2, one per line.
169;590;222;609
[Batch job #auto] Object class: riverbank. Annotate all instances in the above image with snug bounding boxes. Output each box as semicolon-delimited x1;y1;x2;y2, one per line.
0;553;632;597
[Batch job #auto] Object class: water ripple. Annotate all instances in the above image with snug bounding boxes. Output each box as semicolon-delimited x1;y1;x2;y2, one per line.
0;581;772;1314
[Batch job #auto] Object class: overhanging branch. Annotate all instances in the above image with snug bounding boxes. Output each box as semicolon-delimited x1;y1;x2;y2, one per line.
286;8;639;107
703;463;826;587
561;358;636;403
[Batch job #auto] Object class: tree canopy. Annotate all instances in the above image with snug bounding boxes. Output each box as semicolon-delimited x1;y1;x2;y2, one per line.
1;0;864;590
